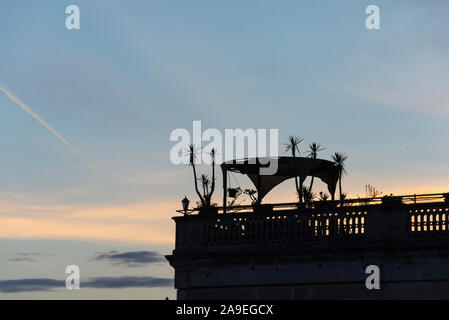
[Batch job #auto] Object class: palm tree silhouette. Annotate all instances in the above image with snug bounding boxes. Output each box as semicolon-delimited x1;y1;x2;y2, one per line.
332;152;348;203
307;142;325;194
302;186;316;203
186;144;206;207
203;148;216;207
200;174;210;198
284;136;303;202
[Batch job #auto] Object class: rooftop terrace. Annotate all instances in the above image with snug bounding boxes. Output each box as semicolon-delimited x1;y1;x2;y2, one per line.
172;192;449;252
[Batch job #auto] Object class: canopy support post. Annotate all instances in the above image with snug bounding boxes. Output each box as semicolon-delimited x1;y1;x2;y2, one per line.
222;165;227;214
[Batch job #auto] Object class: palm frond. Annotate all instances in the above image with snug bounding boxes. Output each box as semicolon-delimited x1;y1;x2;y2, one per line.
284;135;303;155
307;142;325;158
332;152;348;175
185;144;200;165
209;147;217;159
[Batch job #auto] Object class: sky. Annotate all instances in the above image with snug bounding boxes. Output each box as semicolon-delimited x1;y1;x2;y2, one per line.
1;0;449;299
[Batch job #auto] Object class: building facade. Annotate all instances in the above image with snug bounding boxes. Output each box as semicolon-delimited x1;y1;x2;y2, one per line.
167;196;449;299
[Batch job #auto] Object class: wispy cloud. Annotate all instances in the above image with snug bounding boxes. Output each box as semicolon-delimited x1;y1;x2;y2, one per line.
93;250;166;267
0;276;173;293
0;199;176;244
7;252;48;262
339;45;449;116
0;83;103;177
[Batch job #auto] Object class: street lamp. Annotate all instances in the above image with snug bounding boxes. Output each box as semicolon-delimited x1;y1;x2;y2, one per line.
181;196;190;214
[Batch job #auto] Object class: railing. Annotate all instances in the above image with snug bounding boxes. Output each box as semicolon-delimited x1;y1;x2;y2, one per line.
409;204;449;237
174;192;449;250
205;209;368;247
187;192;449;215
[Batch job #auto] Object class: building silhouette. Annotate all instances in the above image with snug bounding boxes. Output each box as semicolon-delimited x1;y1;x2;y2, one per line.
167;157;449;299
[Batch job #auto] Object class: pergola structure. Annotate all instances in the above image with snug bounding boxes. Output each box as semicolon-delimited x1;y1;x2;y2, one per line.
221;156;340;213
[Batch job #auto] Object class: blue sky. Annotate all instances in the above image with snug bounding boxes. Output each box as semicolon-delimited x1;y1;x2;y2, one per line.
1;0;449;299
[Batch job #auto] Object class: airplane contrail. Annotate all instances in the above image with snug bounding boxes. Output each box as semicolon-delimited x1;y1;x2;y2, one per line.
0;84;103;177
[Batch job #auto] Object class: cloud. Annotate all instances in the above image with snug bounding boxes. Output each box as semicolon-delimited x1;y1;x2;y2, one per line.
0;199;177;244
0;276;173;293
93;250;166;267
8;258;35;262
339;45;449;116
0;279;62;293
7;252;48;262
83;276;173;289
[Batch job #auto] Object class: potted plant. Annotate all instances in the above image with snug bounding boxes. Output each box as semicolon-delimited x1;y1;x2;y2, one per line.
243;189;273;214
186;145;218;215
381;194;402;206
252;203;274;214
314;192;337;210
198;203;219;215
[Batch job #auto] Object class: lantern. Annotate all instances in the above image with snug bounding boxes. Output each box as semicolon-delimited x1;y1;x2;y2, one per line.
181;196;190;214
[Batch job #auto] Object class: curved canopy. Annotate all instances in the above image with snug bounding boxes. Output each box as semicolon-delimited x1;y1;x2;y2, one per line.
221;156;339;201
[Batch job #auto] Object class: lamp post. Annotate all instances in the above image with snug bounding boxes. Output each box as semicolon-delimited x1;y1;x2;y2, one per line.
181;196;190;215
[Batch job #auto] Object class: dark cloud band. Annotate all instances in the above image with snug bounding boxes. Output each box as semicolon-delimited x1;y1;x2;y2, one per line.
93;250;166;266
0;276;173;293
